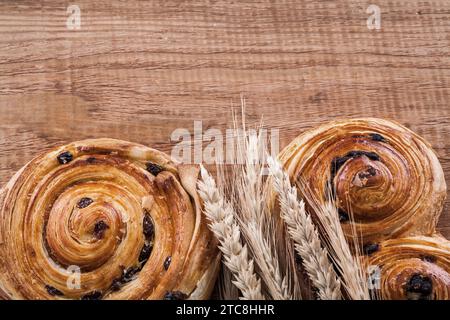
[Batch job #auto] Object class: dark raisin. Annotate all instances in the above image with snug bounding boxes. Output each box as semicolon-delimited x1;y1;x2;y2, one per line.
45;285;63;296
77;197;94;209
143;213;154;240
362;151;380;161
139;243;153;263
146;162;163;176
122;266;140;282
345;150;380;162
164;256;172;270
110;265;143;291
57;151;73;164
110;278;123;292
81;291;102;300
93;221;109;239
330;151;380;180
346;150;363;158
338;208;350;223
405;274;433;300
164;291;187;300
421;255;437;263
367;167;377;176
369;133;387;143
363;243;380;255
358;167;377;180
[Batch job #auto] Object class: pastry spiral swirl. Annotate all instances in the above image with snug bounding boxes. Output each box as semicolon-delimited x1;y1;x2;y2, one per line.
278;118;446;244
0;139;219;300
365;236;450;300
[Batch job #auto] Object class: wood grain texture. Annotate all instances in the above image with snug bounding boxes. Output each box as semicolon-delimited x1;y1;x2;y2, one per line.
0;0;449;236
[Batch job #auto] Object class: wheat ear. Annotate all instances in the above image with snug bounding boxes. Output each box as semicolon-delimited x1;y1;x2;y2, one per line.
234;131;291;300
197;165;265;300
299;181;370;300
267;157;341;300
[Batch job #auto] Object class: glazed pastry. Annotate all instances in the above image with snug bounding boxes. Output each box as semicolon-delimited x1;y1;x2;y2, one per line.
278;118;447;245
365;236;450;300
0;139;219;300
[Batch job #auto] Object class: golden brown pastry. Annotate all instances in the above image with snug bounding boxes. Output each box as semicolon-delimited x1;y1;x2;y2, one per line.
0;138;219;300
278;118;447;245
365;236;450;300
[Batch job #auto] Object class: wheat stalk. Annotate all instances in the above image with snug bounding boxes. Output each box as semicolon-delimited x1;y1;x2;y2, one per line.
267;156;341;300
233;130;291;300
197;165;265;300
299;180;370;300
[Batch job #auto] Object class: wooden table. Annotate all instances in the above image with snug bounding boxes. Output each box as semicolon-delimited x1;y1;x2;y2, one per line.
0;0;449;236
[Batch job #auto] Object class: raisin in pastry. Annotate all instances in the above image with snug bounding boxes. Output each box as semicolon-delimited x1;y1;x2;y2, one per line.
0;139;219;300
365;236;450;300
275;118;446;245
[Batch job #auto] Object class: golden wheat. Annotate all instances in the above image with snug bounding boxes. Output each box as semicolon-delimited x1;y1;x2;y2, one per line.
267;156;341;300
197;165;265;300
232;130;292;300
299;181;370;300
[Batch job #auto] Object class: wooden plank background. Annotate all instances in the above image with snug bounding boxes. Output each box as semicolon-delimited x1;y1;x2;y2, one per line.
0;0;449;236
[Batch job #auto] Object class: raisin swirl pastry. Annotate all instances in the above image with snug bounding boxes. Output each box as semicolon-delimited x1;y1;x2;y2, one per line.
0;139;219;300
278;118;446;245
365;236;450;300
